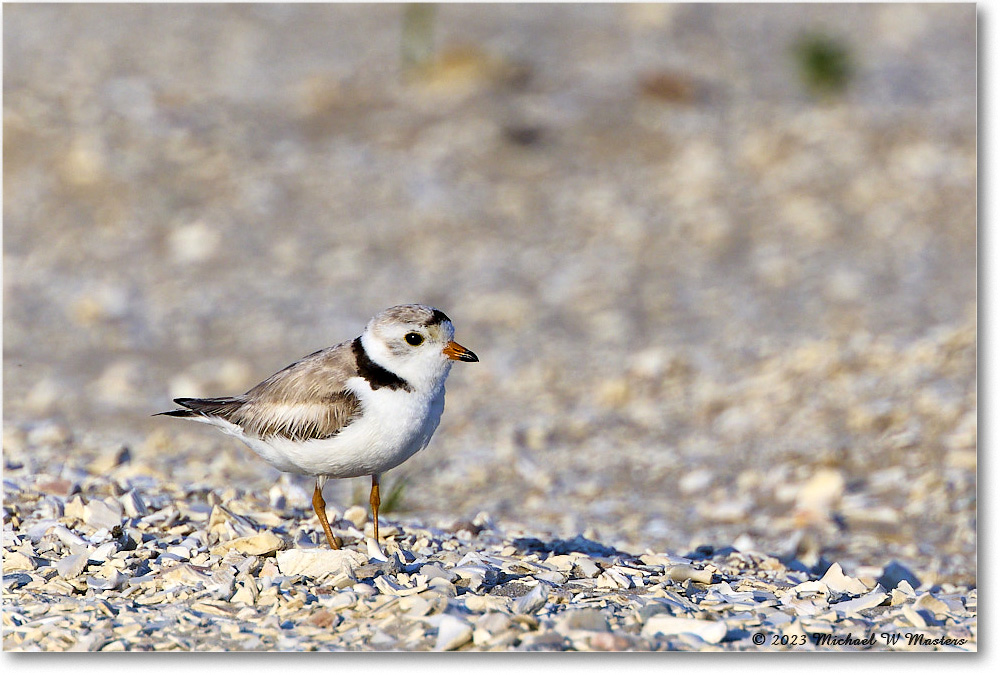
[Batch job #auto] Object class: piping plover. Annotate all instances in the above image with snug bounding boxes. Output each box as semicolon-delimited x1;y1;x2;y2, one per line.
157;304;478;549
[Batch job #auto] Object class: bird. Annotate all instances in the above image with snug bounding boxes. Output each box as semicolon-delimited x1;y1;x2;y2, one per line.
156;304;478;549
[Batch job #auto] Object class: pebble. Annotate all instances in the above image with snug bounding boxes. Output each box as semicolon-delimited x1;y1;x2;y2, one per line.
590;632;633;651
556;609;609;632
343;505;368;529
641;616;728;644
890;580;917;604
667;564;713;585
432;615;474;651
276;549;367;578
83;499;123;530
513;583;549;615
820;563;870;595
832;587;889;616
366;539;388;562
120;490;148;518
210;532;285;556
55;553;89;579
794;469;845;522
89;542;118;562
87;570;127;591
573;557;601;579
50;524;88;549
878;561;922;590
4;573;33;591
168;221;221;264
5;552;36;571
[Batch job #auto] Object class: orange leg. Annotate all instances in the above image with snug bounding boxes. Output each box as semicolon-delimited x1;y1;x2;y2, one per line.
312;477;341;549
369;474;381;542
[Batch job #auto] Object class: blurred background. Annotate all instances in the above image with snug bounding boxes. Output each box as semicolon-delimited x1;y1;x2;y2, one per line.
3;4;976;584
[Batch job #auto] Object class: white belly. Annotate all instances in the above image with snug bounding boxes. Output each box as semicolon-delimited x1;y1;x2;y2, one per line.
218;382;446;479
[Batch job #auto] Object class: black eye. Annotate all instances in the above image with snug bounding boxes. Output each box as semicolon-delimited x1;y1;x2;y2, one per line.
405;332;424;346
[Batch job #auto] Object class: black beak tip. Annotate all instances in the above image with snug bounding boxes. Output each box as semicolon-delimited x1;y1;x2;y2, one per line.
461;350;479;363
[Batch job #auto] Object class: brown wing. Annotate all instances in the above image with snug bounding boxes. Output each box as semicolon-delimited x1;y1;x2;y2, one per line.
160;340;363;441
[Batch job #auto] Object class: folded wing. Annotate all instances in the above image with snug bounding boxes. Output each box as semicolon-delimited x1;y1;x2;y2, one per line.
156;341;363;441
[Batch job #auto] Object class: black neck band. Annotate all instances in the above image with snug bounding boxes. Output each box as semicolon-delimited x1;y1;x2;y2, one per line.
352;337;412;391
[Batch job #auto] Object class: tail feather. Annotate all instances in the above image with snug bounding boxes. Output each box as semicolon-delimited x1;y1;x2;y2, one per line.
155;396;245;421
154;408;198;418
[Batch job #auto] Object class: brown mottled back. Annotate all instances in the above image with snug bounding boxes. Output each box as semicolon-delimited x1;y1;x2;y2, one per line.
161;340;363;441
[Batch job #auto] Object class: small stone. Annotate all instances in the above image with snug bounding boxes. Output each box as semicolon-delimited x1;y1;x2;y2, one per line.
56;553;89;579
732;533;756;553
535;570;566;584
209;573;236;601
705;581;757;606
641;615;728;644
64;495;86;521
259;559;279;579
276;548;367;578
231;581;259;605
166;545;192;560
418;564;454;581
640;552;692;566
878;561;921;590
477;610;513;632
400;596;433;617
589;632;633;651
513;583;549;615
374;575;427;597
794;469;845;521
210;531;285;556
914;593;951;617
89;445;132;473
518;630;567;649
556;609;609;632
306;609;341;629
433;615;473;651
545;554;575;571
25;377;65;415
87;570;127;591
93;361;143;408
596;568;632;590
679;469;714;494
119;490;148;518
50;524;88;549
343;505;367;529
902;604;928;628
890;580;917;605
453;564;492;592
26;421;71;448
464;594;508;613
791;580;829;597
3;573;33;591
820;562;869;595
4;551;36;571
667;564;713;585
832;587;888;616
573;558;601;578
208;511;260;543
36;477;76;497
367;538;388;562
320;591;358;611
169;221;221;264
89;542;118;562
84;499;123;530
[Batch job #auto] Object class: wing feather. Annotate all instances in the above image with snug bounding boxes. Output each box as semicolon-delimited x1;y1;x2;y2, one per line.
161;340;363;441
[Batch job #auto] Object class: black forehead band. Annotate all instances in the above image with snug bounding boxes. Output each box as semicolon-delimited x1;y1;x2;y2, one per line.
428;308;451;326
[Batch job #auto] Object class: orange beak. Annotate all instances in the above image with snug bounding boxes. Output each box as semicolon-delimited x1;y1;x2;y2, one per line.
443;340;479;362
